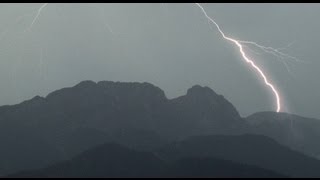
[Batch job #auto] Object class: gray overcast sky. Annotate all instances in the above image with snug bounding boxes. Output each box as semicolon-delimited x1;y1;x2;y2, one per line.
0;3;319;118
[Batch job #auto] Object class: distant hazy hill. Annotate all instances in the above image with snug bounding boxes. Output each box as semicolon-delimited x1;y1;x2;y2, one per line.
157;134;320;178
246;112;320;159
8;143;285;178
0;80;320;177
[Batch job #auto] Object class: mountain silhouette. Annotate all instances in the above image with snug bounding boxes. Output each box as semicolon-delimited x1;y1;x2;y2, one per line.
0;80;320;177
0;80;246;175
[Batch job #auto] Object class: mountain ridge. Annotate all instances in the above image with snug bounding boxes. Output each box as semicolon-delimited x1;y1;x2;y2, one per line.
1;80;320;177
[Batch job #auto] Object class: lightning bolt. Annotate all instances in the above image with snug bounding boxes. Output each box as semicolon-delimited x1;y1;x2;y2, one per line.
239;40;303;64
24;3;48;33
195;3;281;112
242;43;293;76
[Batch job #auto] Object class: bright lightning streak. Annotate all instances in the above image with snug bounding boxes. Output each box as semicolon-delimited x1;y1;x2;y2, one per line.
239;40;304;63
24;3;48;33
195;3;281;112
242;44;293;75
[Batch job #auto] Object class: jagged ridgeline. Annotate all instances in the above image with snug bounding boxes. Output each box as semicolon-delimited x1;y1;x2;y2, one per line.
1;80;320;177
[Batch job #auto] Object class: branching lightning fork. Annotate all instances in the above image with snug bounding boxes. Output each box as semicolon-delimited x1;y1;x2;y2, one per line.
195;3;282;112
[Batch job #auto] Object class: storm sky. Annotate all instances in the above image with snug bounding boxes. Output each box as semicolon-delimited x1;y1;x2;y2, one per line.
0;3;319;118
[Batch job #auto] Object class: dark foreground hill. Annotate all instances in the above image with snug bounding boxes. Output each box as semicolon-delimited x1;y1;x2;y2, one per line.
7;134;320;178
8;143;286;178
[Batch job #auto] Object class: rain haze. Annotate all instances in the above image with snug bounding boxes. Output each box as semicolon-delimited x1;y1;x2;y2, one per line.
0;3;319;118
